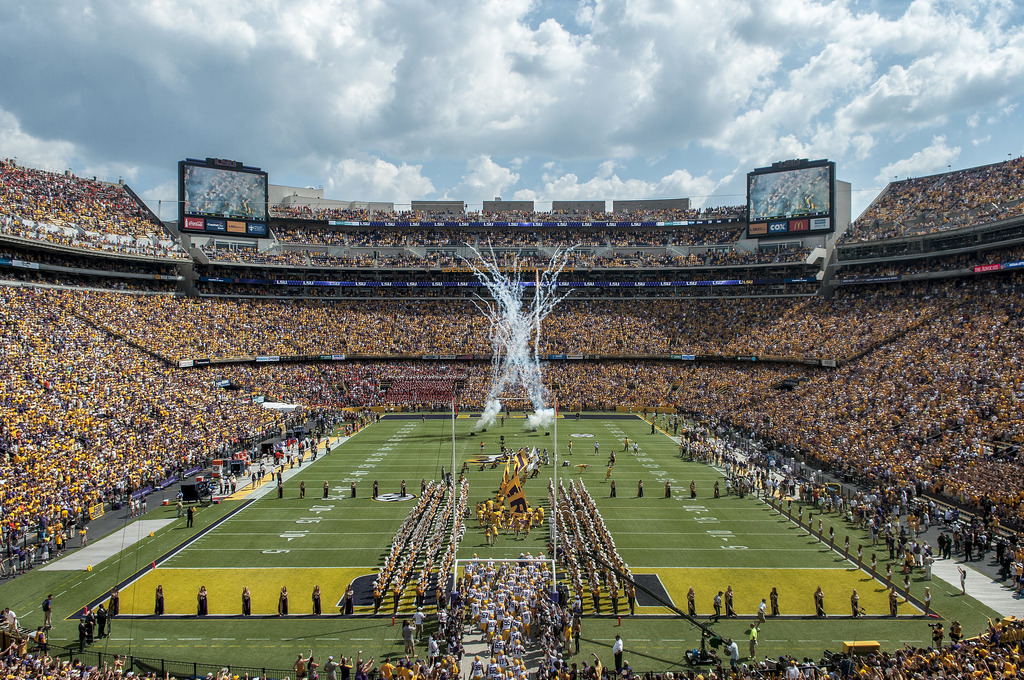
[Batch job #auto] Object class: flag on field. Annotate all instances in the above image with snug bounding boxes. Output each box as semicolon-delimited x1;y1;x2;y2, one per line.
501;473;528;515
514;449;528;474
499;459;511;496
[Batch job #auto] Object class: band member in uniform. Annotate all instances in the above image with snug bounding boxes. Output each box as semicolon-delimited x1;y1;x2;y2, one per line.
725;586;736;617
279;586;290;616
312;585;322;615
242;586;252;616
197;586;208;616
155;585;164;616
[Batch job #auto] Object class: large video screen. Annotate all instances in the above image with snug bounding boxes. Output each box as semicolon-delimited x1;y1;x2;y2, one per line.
179;159;269;237
747;160;834;237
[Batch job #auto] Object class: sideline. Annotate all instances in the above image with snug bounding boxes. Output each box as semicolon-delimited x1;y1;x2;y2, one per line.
224;431;356;502
643;415;1019;618
39;520;174;572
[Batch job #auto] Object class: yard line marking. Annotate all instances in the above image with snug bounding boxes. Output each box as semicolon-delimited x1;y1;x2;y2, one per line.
634;566;849;570
662;639;686;642
625;547;845;551
181;547;387;551
197;531;395;536
136;564;384;569
317;638;342;641
212;637;236;640
144;638;168;641
179;637;202;641
246;638;271;641
351;638;374;641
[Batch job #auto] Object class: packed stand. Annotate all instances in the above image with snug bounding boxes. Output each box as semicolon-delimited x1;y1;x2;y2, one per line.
74;292;948;364
844;157;1024;243
0;160;186;259
0;287;287;560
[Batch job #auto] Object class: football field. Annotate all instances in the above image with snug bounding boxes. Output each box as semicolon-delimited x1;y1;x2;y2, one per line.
5;414;1001;671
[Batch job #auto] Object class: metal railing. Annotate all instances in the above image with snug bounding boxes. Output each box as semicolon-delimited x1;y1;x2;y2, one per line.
51;647;293;680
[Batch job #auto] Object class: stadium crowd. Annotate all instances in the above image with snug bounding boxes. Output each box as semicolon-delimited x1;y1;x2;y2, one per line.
272;226;746;250
0;287;290;568
70;287;950;363
269;205;746;224
834;244;1024;282
844;157;1024;243
4;602;1024;680
197;244;809;269
0;160;186;259
2;269;1023;540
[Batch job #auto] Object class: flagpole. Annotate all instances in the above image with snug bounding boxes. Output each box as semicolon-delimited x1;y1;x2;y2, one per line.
553;397;559;581
451;397;456;497
450;397;457;588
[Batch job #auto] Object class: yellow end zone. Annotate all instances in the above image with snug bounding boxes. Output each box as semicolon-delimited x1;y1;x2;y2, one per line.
637;568;922;617
111;568;373;616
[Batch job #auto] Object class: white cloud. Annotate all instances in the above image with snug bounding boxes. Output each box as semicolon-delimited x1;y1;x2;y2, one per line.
0;0;1021;212
324;156;435;205
448;156;520;204
138;180;180;221
514;164;718;207
0;106;76;171
875;135;961;184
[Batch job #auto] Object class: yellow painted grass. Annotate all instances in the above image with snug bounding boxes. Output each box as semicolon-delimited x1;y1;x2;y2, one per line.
110;567;373;616
641;568;921;617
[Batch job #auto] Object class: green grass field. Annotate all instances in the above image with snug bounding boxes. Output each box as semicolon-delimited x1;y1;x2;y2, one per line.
1;414;1002;672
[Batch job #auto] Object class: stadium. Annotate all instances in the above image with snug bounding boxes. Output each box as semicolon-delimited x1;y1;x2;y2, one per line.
1;146;1024;680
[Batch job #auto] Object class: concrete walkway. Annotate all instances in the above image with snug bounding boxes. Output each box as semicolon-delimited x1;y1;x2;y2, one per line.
929;558;1021;618
39;519;174;571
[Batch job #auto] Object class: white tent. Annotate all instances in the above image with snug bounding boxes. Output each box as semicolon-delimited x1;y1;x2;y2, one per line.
261;401;302;413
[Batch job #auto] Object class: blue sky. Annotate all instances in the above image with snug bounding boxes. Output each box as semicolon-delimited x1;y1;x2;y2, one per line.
0;0;1021;222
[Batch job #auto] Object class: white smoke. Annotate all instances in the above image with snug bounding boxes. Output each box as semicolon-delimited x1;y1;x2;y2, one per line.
527;407;556;430
475;398;503;431
464;246;573;431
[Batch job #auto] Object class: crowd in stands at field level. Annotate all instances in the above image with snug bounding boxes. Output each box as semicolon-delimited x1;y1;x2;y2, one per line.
843;157;1024;243
0;160;187;259
0;286;299;575
3;605;1024;680
2;286;1024;674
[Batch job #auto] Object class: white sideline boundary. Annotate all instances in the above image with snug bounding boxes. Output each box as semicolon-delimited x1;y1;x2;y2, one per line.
39;520;174;571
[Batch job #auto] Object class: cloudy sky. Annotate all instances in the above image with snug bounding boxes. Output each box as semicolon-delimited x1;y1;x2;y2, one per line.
1;0;1022;221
